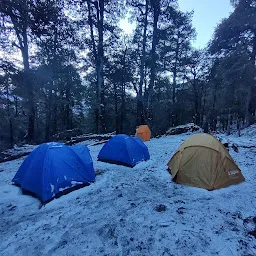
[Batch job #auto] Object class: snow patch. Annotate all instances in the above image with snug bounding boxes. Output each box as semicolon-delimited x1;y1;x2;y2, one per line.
0;133;255;255
50;184;54;193
59;186;70;192
71;181;83;186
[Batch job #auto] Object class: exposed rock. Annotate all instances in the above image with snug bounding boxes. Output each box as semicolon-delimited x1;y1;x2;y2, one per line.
155;204;167;212
166;123;202;135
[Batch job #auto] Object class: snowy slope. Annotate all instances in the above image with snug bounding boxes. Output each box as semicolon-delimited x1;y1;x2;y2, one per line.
0;133;256;256
241;124;256;137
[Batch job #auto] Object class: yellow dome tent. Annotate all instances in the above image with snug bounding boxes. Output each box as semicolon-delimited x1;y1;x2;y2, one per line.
135;125;151;141
167;133;245;190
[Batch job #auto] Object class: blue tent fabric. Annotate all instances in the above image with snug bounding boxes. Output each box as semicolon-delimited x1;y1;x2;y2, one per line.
69;144;95;182
98;134;150;167
12;142;95;202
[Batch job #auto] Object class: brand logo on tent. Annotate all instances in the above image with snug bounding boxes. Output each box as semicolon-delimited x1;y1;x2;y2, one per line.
228;170;239;176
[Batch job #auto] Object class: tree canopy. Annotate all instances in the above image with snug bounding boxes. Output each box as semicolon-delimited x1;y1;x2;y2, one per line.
0;0;255;149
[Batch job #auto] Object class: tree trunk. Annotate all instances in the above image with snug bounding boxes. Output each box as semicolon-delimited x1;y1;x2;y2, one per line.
45;90;52;141
147;0;160;118
120;48;127;133
252;31;256;66
137;0;149;126
6;82;13;148
211;81;217;131
147;0;160;127
114;83;119;134
14;96;18;117
52;93;58;135
96;0;105;134
245;31;256;126
86;0;97;59
1;0;35;142
245;86;254;127
46;27;58;140
20;4;34;142
9;118;13;148
171;37;180;127
172;32;180;105
237;115;241;137
87;0;99;133
201;97;206;128
65;76;72;130
19;27;35;142
227;110;231;135
191;74;200;125
120;83;125;133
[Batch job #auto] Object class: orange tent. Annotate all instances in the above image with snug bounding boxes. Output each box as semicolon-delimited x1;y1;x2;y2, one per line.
135;125;151;141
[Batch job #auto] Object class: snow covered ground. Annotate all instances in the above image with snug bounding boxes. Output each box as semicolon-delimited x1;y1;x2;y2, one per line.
0;133;256;256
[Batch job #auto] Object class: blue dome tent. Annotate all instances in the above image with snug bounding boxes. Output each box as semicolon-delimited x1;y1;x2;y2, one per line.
12;142;95;202
98;134;150;167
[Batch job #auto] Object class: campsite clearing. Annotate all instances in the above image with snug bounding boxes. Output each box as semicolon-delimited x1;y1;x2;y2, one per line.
0;132;256;255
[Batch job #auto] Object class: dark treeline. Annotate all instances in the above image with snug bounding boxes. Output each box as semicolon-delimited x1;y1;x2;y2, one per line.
0;0;255;150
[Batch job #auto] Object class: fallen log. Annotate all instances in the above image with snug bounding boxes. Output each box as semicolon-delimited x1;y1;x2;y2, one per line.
0;132;116;163
0;151;30;164
65;132;115;145
51;128;83;141
239;145;256;149
90;140;108;146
